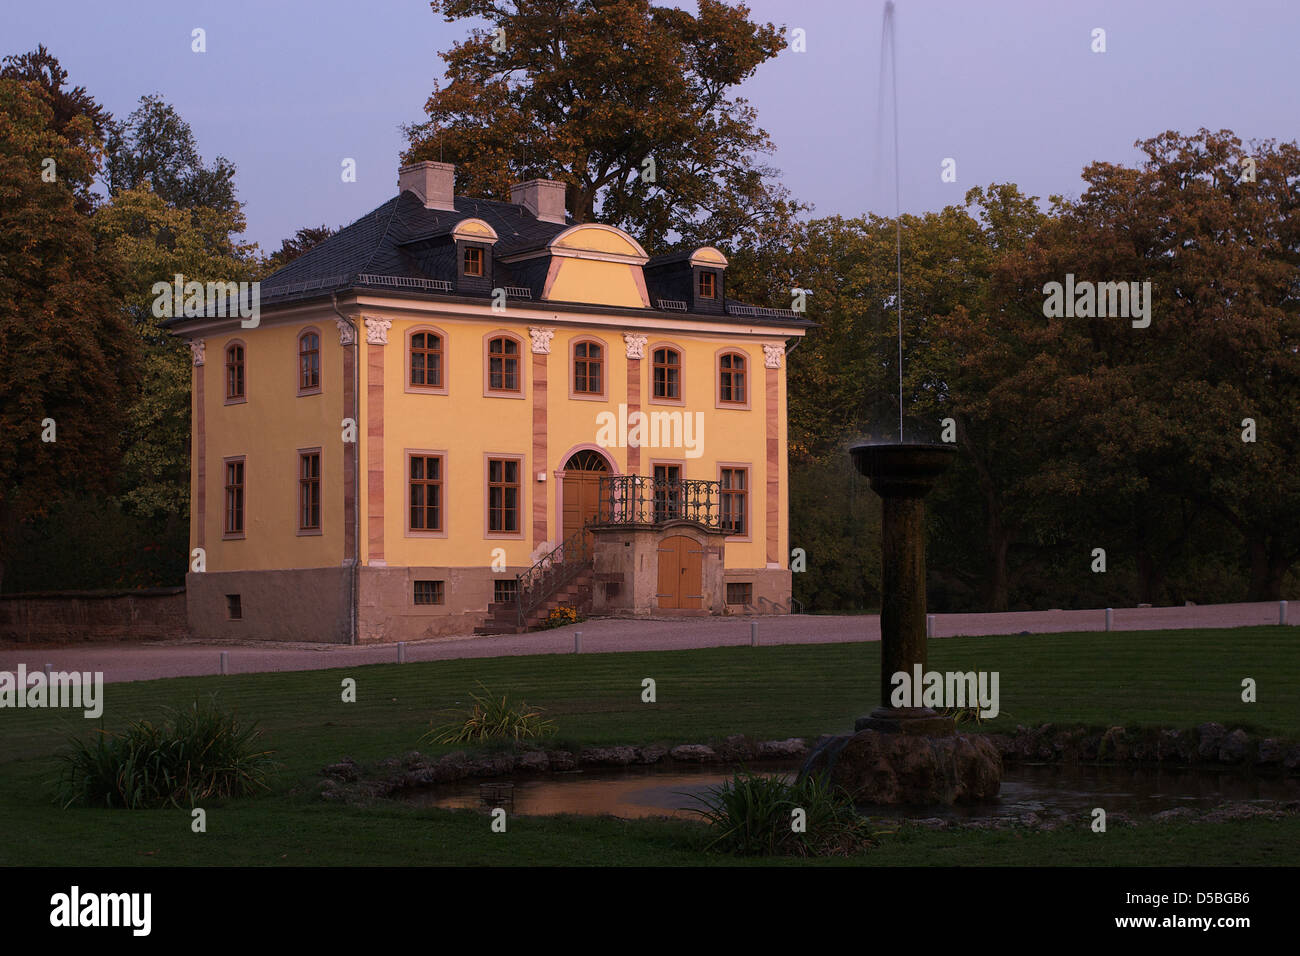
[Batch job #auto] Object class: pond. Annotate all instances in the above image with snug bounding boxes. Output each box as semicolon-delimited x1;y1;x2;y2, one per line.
399;761;1299;821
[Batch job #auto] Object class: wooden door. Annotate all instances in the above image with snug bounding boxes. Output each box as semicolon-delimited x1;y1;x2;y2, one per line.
562;450;609;545
657;535;703;609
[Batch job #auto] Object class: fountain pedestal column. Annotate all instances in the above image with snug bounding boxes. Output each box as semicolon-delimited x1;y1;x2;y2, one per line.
800;442;1002;805
853;443;957;736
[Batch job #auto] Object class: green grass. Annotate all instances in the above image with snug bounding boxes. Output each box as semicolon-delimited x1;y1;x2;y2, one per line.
1;626;1296;866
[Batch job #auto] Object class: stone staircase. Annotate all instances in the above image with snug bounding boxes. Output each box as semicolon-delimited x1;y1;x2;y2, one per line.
473;565;594;635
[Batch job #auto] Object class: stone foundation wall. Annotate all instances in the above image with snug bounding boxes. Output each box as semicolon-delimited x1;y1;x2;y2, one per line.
357;565;521;643
0;588;189;643
590;524;727;615
187;567;351;643
723;567;793;614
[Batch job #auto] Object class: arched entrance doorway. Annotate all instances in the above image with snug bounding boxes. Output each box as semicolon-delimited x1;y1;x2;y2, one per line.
561;449;610;544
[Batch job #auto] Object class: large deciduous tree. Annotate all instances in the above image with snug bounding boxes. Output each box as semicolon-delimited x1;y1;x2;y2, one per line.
404;0;802;253
0;75;137;591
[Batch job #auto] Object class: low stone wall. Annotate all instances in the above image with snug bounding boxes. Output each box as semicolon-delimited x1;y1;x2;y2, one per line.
0;587;189;643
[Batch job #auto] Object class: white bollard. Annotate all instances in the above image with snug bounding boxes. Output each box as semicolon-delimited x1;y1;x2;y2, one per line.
220;651;229;676
1281;600;1288;626
926;615;934;639
574;631;582;654
750;621;758;647
1105;608;1113;632
397;642;406;664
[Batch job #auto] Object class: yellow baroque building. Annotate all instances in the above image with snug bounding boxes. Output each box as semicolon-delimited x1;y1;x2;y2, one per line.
167;162;811;643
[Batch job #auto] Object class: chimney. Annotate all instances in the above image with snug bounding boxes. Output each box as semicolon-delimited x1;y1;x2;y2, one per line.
399;161;456;211
510;179;567;224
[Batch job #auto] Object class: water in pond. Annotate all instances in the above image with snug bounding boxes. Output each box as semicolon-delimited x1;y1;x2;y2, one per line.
401;762;1299;821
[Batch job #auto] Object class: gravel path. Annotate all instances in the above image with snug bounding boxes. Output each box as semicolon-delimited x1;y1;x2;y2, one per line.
0;601;1288;686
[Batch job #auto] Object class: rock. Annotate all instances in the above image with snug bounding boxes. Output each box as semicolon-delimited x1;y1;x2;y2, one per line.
985;734;1015;758
802;730;1001;805
436;752;470;781
322;758;360;782
1152;807;1198;823
546;750;578;771
516;751;549;772
756;738;808;760
635;745;668;765
1100;726;1130;762
714;734;756;762
579;746;637;766
1284;746;1300;773
1256;739;1284;765
1195;722;1227;760
1217;729;1250;764
465;755;515;778
669;744;717;762
401;750;425;768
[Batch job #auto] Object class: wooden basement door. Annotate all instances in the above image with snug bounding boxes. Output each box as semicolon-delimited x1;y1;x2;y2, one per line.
657;535;704;609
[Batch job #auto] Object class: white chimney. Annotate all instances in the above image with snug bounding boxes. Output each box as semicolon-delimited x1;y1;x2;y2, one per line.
399;161;456;211
510;179;567;224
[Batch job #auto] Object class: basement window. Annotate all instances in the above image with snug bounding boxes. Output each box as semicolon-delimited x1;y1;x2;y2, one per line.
226;594;242;620
494;580;518;604
726;583;752;606
414;580;445;605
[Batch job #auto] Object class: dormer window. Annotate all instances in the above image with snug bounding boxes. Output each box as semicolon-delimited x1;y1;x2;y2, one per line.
463;246;485;277
699;271;717;299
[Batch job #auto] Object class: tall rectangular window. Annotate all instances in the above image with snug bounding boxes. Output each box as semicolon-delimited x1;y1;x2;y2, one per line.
299;331;320;392
409;455;443;532
698;271;717;298
653;464;681;522
652;347;680;400
299;451;321;531
488;458;520;533
573;341;603;395
720;467;748;536
719;352;746;404
224;459;245;535
488;336;520;392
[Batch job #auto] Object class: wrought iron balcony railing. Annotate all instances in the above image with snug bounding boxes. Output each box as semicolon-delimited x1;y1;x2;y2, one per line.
596;475;726;530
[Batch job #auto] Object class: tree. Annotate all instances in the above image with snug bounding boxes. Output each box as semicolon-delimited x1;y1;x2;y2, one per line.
1;45;110;207
263;224;338;274
105;94;239;222
404;0;802;253
0;76;138;591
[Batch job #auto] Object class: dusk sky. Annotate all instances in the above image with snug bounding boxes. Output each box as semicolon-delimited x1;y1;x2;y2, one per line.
8;0;1297;251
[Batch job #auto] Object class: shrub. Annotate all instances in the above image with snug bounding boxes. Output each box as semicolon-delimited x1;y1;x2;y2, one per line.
422;683;557;744
53;697;275;809
689;770;877;857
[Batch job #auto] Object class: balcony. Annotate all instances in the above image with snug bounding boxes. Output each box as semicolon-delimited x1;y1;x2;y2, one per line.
595;475;731;531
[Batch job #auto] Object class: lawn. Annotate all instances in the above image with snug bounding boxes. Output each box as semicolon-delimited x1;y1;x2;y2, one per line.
1;626;1296;866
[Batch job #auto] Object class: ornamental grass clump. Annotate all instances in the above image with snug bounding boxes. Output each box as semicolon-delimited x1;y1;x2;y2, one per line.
53;697;276;809
690;770;878;857
422;683;557;744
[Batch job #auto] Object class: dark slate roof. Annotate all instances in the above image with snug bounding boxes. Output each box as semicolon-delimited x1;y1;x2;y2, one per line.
250;189;810;327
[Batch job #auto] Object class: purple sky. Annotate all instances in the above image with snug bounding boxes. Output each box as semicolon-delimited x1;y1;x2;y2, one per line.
8;0;1297;252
